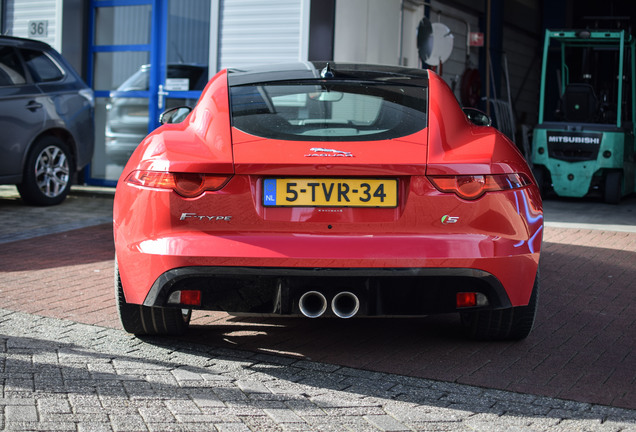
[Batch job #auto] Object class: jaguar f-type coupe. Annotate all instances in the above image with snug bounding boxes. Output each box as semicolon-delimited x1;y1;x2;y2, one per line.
113;62;543;340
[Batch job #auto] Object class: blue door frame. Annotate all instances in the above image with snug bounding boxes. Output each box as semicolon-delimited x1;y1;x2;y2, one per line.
86;0;204;187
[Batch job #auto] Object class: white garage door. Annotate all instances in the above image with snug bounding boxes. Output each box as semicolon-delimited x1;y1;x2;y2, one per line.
216;0;309;70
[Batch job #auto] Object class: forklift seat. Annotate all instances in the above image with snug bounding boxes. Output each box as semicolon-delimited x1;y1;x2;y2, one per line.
561;83;598;123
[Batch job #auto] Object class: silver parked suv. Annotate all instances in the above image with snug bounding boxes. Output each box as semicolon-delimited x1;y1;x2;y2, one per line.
0;36;94;205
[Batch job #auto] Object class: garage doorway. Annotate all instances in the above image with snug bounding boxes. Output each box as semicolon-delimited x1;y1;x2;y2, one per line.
87;0;210;185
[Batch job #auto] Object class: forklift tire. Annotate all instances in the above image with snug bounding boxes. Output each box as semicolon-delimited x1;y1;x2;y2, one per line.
532;166;549;198
604;171;622;205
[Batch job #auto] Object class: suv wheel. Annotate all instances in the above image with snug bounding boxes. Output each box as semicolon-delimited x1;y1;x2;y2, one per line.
18;137;73;206
115;259;191;336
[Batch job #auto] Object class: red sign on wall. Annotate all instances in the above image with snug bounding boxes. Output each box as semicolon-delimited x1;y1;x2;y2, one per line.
469;32;484;47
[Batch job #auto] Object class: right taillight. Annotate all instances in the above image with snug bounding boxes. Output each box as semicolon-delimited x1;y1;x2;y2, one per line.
428;173;531;200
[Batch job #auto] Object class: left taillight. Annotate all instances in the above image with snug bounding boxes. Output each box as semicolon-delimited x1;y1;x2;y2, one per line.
428;173;531;200
125;171;231;198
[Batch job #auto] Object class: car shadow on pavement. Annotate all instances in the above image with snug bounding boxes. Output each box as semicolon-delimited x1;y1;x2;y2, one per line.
0;224;114;271
179;239;636;411
0;187;113;245
2;327;633;429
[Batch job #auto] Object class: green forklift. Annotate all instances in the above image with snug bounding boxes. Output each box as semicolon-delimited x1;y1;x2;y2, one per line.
531;26;636;203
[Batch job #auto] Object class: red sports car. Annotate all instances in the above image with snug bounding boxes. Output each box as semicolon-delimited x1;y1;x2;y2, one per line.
113;62;543;340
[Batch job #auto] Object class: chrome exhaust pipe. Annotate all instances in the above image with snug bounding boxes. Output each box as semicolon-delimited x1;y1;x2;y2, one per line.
299;291;328;318
331;291;360;319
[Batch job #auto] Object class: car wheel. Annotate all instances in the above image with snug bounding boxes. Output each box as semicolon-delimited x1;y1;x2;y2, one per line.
604;171;622;205
115;259;191;336
460;271;539;341
18;137;73;206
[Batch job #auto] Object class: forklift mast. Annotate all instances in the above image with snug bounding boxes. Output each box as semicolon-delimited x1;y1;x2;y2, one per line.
537;28;635;130
531;24;636;203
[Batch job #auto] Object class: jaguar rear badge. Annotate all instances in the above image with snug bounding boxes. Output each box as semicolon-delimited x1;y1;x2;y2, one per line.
305;147;353;157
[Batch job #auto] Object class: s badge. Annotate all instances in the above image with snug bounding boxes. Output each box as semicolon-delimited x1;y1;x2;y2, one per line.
441;215;459;224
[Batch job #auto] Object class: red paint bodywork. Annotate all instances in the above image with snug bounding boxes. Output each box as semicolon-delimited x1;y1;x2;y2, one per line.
114;68;542;310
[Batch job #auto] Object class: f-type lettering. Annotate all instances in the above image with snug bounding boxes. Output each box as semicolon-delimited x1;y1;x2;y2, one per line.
180;213;232;222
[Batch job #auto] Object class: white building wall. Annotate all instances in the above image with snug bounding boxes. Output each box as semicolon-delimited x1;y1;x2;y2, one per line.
333;0;540;138
215;0;309;70
3;0;60;50
426;1;480;96
333;0;401;66
334;0;480;99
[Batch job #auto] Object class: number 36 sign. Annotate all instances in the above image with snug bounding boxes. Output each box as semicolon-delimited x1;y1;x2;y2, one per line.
28;20;48;38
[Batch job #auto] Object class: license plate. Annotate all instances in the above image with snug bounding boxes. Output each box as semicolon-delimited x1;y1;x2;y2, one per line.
263;178;398;207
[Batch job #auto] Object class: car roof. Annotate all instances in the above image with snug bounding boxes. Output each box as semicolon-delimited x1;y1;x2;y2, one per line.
0;35;53;51
227;61;429;87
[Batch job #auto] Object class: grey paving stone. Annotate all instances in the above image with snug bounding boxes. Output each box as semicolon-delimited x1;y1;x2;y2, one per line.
215;423;252;432
109;414;149;432
264;408;305;423
138;406;176;423
0;308;634;431
172;367;204;381
397;404;472;423
237;379;272;394
6;421;77;431
37;397;71;414
165;399;203;415
77;422;114;432
191;392;225;408
6;404;38;422
364;414;411;431
40;412;110;423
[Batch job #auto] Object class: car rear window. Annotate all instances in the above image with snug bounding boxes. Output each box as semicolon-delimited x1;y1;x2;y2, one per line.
230;82;427;141
20;49;64;82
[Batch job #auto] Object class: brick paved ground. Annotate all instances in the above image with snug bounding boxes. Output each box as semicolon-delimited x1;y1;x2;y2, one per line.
0;186;113;244
2;223;635;410
2;308;634;431
1;186;636;430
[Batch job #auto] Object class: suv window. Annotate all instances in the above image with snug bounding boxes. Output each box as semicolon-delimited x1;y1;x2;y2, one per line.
20;48;64;83
230;82;427;141
116;64;208;92
0;46;26;86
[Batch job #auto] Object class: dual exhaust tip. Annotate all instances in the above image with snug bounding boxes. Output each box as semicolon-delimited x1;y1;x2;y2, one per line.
299;291;360;319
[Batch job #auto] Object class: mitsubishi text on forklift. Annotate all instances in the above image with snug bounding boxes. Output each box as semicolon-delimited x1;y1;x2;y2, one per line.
531;18;636;204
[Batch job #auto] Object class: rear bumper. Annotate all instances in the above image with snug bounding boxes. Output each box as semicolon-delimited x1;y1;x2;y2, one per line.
144;266;513;316
116;230;541;308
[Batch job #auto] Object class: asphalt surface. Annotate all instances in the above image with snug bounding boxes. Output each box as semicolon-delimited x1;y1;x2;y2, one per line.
1;184;635;431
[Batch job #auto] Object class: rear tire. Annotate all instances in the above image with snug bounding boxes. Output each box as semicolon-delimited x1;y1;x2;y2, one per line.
604;171;622;205
461;271;539;341
115;259;191;336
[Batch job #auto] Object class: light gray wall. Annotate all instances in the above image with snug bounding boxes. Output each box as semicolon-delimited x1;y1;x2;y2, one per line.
333;0;401;66
2;0;57;48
